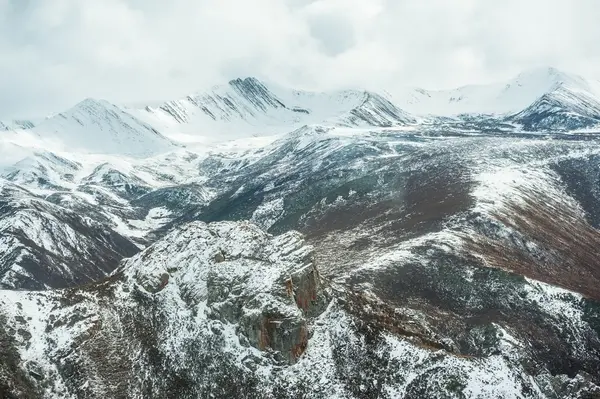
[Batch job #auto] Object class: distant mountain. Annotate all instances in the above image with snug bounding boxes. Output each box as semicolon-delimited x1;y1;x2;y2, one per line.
129;69;600;135
396;67;600;118
131;77;416;138
2;151;81;191
31;98;180;156
505;77;600;130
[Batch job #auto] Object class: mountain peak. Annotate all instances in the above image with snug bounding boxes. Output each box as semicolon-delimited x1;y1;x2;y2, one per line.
69;97;114;112
228;76;265;86
512;66;588;91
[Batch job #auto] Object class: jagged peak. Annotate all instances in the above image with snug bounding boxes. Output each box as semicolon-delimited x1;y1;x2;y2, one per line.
279;124;334;145
67;97;117;113
288;124;333;136
228;76;266;88
49;98;123;122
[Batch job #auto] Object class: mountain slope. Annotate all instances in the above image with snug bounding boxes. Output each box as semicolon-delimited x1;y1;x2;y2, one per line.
0;128;600;397
32;99;179;156
506;85;600;130
2;151;81;192
3;70;600;398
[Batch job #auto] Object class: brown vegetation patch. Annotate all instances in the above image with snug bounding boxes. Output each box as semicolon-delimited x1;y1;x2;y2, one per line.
465;188;600;300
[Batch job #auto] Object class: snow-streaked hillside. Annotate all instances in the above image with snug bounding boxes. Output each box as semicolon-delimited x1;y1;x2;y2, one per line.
31;98;180;156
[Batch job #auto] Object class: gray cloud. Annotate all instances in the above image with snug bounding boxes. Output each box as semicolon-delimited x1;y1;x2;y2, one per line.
0;0;599;118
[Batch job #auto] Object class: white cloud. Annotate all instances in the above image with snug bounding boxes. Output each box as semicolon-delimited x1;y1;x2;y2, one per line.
0;0;599;118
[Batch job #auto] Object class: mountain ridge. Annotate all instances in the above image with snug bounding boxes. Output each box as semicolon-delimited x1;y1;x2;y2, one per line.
4;67;600;146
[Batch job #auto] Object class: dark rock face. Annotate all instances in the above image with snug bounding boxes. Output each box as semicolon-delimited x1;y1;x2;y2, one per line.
203;226;327;364
344;93;417;126
229;77;287;112
0;315;39;398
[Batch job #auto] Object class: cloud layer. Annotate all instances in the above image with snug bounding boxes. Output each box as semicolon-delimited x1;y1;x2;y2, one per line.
1;0;599;118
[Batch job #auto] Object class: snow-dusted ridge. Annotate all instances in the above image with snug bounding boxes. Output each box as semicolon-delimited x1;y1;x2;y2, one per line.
0;119;36;131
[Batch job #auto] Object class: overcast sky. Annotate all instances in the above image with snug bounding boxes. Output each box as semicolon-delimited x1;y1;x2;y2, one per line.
1;0;600;118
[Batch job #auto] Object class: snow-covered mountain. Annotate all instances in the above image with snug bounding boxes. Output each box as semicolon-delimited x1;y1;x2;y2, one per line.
506;84;600;130
2;68;600;398
31;98;179;156
0;180;140;290
132;77;417;140
397;67;600;119
128;68;600;135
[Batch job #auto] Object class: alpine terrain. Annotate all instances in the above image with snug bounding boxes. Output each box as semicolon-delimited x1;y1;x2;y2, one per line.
1;67;600;398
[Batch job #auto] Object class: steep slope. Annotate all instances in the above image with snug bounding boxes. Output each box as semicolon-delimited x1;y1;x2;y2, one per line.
32;98;179;156
0;221;329;397
189;130;600;396
80;162;153;200
134;77;416;138
0;127;600;397
0;146;217;290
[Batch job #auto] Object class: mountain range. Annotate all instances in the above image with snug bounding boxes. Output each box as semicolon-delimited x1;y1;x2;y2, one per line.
5;66;600;151
1;67;600;398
